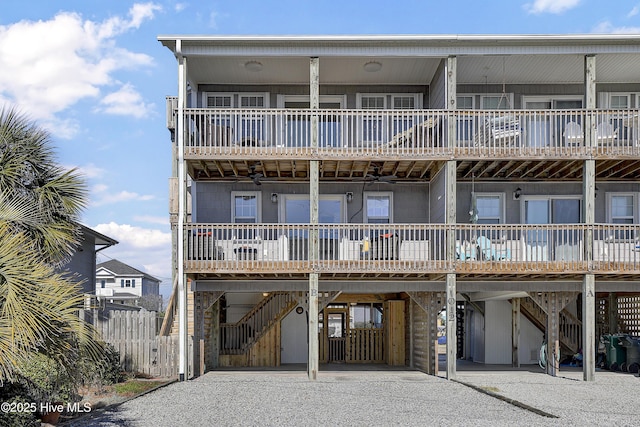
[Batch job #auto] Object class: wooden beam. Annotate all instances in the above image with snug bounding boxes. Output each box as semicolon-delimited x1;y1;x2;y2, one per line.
512;298;520;368
583;274;595;381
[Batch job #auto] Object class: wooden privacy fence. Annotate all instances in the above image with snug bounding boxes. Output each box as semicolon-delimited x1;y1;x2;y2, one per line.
82;309;193;378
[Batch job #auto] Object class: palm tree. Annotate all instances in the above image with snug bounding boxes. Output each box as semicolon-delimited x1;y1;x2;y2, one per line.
0;108;87;267
0;108;100;380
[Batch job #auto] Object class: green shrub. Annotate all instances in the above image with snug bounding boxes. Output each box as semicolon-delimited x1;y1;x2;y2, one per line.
0;383;39;427
78;342;125;388
19;353;76;404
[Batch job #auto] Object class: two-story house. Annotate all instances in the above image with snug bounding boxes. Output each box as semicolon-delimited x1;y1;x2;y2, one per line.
159;34;640;381
96;259;162;311
59;224;118;295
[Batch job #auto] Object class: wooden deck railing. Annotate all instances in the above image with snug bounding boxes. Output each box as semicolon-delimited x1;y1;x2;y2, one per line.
183;223;640;274
176;108;640;159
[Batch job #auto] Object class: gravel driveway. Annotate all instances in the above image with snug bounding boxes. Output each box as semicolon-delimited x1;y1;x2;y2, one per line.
66;367;640;426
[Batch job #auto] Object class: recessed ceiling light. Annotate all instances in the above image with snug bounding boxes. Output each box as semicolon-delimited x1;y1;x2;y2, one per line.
244;61;263;72
363;61;382;72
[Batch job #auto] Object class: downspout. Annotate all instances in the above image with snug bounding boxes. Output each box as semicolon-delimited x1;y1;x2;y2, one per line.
176;39;188;382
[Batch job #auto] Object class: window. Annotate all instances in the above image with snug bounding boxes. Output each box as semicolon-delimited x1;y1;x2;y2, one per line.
608;194;636;224
364;192;392;224
125;280;132;288
610;95;630;110
240;95;265;108
205;94;232;108
357;94;421;145
232;192;260;240
606;193;637;240
456;95;475;144
481;94;512;110
474;194;504;224
457;95;474;110
392;95;416;110
232;192;260;223
361;95;385;109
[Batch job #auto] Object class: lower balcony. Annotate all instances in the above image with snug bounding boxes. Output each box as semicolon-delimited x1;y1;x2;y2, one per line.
183;223;640;278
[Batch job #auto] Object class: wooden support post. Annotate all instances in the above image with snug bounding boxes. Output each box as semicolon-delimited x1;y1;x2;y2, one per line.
512;298;520;368
582;54;596;382
431;293;443;375
446;274;457;380
608;293;618;333
308;273;319;380
308;57;320;381
583;274;596;381
444;56;457;381
546;293;560;377
210;299;220;369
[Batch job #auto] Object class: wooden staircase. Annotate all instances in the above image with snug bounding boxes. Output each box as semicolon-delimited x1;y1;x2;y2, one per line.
220;292;298;355
519;296;582;355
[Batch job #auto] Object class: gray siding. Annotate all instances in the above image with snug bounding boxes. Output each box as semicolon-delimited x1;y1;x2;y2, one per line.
428;59;447;109
59;234;97;294
429;167;447;224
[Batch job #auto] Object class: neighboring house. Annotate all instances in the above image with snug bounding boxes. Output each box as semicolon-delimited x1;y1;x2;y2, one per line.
159;34;640;381
58;224;118;295
96;259;162;311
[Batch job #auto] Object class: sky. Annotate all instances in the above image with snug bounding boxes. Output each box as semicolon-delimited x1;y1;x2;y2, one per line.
1;0;639;303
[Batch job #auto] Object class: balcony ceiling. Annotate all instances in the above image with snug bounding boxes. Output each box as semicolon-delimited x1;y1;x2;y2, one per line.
187;157;640;184
185;53;640;87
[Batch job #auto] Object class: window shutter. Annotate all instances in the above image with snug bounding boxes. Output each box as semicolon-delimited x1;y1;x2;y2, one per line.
121;279;124;288
132;279;136;288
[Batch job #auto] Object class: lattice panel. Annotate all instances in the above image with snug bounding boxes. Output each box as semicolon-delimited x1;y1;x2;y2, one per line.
618;295;640;336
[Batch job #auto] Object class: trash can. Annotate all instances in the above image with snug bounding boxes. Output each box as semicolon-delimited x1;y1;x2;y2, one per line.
602;334;628;371
619;336;640;373
370;232;400;260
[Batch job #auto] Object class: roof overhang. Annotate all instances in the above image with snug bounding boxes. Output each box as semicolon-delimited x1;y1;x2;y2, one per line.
158;34;640;86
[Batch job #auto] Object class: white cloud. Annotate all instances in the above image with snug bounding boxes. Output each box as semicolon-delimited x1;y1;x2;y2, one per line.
592;20;640;34
175;3;188;12
74;163;106;179
209;11;219;29
629;6;640;18
95;222;170;249
96;83;154;118
524;0;580;14
134;215;169;225
90;184;155;206
0;3;160;137
92;190;155;206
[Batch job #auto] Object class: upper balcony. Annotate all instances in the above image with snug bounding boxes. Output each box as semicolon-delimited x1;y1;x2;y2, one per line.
169;103;640;162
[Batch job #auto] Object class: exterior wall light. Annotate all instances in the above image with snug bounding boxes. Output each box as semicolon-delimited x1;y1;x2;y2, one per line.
346;192;353;203
244;61;263;72
363;61;382;72
271;193;278;203
513;188;522;200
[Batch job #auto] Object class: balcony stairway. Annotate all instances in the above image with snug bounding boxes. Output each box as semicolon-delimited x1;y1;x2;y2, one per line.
220;292;298;355
518;296;582;357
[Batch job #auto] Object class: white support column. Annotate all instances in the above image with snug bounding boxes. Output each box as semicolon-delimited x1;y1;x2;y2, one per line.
308;57;320;380
583;54;596;382
445;56;457;380
176;41;188;382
